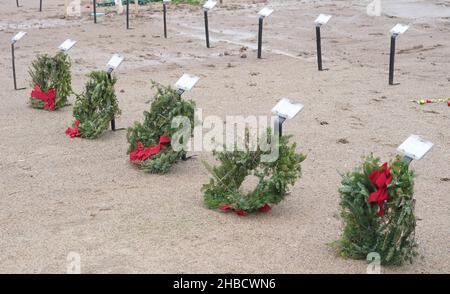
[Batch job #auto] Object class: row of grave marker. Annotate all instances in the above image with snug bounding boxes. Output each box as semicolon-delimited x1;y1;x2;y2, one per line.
9;33;433;165
16;2;409;84
89;1;409;85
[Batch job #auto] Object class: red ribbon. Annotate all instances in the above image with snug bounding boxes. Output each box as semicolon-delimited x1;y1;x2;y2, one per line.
31;85;56;110
65;120;80;138
130;135;171;163
219;203;271;216
368;162;393;217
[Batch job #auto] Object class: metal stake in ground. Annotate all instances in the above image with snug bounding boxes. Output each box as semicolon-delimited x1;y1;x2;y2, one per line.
271;98;304;139
316;25;322;70
40;0;42;11
16;0;21;7
257;7;273;59
203;1;217;48
388;24;409;85
93;0;97;24
126;0;130;29
314;14;332;71
389;34;396;85
163;1;169;38
11;32;27;90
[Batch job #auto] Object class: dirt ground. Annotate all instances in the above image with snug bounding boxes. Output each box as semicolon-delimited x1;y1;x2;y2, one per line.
0;0;449;273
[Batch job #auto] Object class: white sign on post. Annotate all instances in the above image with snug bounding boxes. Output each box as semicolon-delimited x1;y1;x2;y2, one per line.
271;98;304;120
175;74;200;91
315;14;332;26
107;54;125;71
258;7;274;18
397;135;433;160
203;0;217;10
58;39;77;52
12;31;27;44
390;24;409;35
163;0;171;3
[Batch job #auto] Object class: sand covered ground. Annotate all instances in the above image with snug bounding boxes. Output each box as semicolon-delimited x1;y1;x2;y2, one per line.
0;0;449;273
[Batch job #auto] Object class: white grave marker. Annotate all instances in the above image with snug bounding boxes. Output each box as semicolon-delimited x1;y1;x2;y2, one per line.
390;24;409;35
203;0;217;10
107;54;125;71
12;31;27;44
59;39;77;52
315;14;332;26
258;7;274;18
397;135;433;160
271;98;304;120
175;74;200;91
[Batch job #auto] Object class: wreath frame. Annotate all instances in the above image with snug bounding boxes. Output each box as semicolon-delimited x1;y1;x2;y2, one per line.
202;134;306;215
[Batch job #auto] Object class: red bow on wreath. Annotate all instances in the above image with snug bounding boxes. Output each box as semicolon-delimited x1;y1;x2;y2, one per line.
368;162;393;217
219;203;271;216
31;85;56;110
130;135;171;163
65;120;80;138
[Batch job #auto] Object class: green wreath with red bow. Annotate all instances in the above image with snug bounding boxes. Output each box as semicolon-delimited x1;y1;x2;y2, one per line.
28;52;72;111
202;134;306;215
126;82;196;174
66;71;121;139
332;155;417;266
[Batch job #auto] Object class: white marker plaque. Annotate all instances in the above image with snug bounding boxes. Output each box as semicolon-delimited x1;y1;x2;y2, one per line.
175;74;200;91
315;14;332;26
203;0;217;10
107;54;125;71
258;7;274;18
58;39;77;52
163;0;171;3
390;24;409;35
12;31;27;44
397;135;433;160
271;98;304;120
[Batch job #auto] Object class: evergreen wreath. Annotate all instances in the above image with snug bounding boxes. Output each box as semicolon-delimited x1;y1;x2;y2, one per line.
126;82;196;174
66;71;121;139
28;52;72;110
332;155;417;266
202;134;306;215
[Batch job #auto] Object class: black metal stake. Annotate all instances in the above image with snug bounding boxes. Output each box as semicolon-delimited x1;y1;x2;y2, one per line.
16;0;20;7
204;10;210;48
177;88;185;96
389;34;397;85
107;70;116;131
126;0;130;30
11;43;17;90
93;0;97;24
276;116;286;138
163;3;167;38
39;0;42;12
257;16;263;59
316;25;323;71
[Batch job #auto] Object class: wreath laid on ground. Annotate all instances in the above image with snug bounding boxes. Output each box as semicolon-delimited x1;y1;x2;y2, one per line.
126;82;196;174
332;155;417;266
29;52;72;111
66;71;121;139
202;134;306;215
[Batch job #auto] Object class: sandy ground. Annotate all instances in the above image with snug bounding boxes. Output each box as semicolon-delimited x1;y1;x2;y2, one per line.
0;0;449;273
